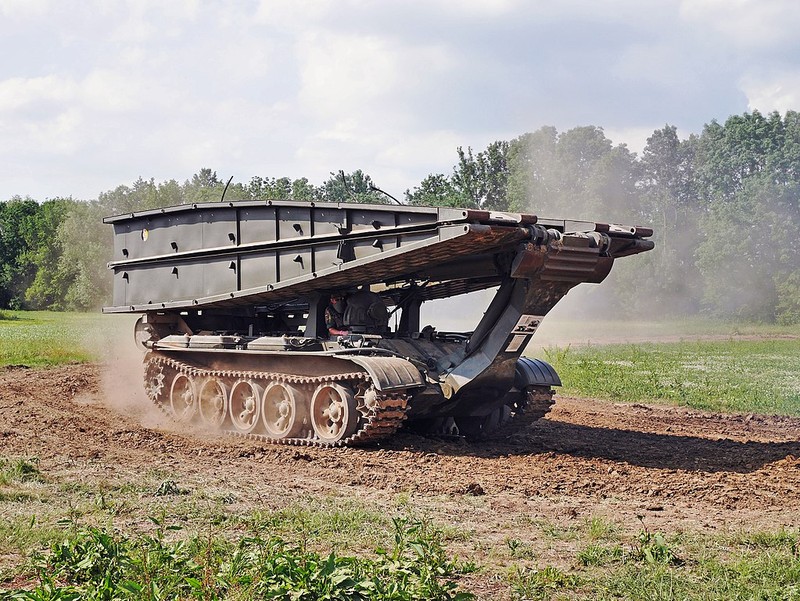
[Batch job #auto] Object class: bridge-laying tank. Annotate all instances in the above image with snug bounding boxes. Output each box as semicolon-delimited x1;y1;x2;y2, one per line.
104;200;654;446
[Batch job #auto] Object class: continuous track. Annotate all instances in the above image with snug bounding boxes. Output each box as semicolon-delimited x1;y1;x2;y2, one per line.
144;353;556;447
143;353;411;447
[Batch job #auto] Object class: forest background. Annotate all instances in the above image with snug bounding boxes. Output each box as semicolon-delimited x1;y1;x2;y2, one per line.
2;109;799;324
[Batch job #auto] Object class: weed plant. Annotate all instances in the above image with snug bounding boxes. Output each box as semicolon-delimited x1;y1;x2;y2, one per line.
0;459;43;487
0;517;475;600
508;565;580;600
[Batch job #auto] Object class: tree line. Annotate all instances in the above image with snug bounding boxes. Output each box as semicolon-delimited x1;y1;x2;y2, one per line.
1;110;799;323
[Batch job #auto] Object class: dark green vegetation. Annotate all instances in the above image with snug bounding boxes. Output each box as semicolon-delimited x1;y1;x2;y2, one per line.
2;110;800;323
0;517;474;601
545;335;800;416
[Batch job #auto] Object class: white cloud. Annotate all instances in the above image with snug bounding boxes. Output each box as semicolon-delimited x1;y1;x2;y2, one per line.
0;0;48;18
377;130;464;170
82;70;143;112
740;71;800;114
254;0;336;25
604;125;663;155
296;32;404;119
0;69;146;114
3;107;84;156
295;29;455;133
0;0;796;201
680;0;800;50
419;0;520;17
0;75;75;111
42;108;83;153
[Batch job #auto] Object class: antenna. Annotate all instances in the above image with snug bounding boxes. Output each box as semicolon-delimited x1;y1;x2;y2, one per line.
220;176;234;202
369;185;402;205
338;171;400;204
338;170;355;199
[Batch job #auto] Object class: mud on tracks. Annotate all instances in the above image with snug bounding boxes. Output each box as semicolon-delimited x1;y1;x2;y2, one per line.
1;363;799;531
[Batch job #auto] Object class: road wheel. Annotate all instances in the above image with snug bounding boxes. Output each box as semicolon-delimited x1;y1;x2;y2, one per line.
169;373;196;422
262;382;307;439
229;380;262;434
310;383;359;444
198;377;228;428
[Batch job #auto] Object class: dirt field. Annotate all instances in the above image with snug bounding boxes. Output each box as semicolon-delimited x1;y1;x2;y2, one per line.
2;362;799;598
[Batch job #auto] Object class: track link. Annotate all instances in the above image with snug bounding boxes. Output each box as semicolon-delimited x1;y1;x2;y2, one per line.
144;353;411;447
450;385;555;441
498;386;556;438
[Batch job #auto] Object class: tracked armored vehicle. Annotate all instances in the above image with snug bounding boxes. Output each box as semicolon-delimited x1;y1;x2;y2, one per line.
104;200;653;446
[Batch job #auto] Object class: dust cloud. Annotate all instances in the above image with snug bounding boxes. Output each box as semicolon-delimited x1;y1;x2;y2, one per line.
83;314;173;430
83;315;235;440
416;260;721;356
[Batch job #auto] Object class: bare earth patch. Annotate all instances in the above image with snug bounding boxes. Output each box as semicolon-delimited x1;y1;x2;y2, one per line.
1;362;798;599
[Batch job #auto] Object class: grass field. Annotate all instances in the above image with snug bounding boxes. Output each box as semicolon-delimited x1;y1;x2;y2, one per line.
1;311;799;599
1;475;799;599
0;310;134;367
542;338;800;416
532;315;800;346
1;458;799;600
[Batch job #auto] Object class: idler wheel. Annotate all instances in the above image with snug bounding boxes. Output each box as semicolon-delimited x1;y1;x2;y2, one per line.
169;373;196;422
197;377;228;427
262;382;306;439
310;383;359;444
229;380;262;434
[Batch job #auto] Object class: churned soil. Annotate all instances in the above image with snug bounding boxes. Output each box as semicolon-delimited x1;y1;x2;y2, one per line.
1;362;799;596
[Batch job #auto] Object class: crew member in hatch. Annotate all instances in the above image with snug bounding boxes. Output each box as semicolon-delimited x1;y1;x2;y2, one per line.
325;293;349;336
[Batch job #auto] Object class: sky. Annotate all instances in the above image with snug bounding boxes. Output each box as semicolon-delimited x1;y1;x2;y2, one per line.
1;0;800;202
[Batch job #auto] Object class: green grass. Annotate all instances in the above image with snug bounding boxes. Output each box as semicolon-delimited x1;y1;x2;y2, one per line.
532;316;800;348
543;338;800;416
505;528;800;601
0;311;132;367
0;460;474;597
0;458;43;487
590;533;800;601
245;500;394;551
